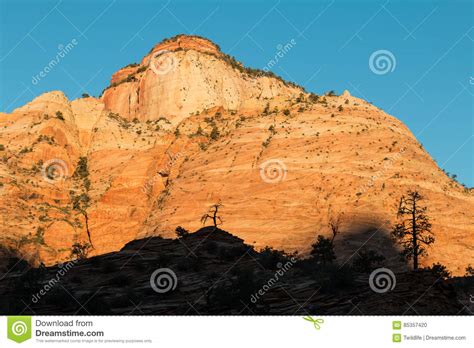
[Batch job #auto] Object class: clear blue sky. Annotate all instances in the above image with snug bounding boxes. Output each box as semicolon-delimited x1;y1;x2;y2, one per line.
1;0;472;186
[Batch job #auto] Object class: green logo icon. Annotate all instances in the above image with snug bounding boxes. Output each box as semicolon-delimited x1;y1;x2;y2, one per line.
392;321;402;330
303;316;324;330
392;333;402;343
7;316;32;343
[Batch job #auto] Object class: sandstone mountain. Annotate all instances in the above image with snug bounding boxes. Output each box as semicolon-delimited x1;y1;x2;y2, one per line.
0;35;472;275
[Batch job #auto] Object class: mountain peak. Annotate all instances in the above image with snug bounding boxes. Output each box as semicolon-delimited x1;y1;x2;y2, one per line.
102;34;303;123
145;34;222;61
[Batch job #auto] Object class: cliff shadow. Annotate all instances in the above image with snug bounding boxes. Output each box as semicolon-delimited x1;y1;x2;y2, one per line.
334;219;409;272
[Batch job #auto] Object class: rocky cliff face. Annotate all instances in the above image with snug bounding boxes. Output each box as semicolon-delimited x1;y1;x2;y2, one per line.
0;35;472;274
101;35;302;123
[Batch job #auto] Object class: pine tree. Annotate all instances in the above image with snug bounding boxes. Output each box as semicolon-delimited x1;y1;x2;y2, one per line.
391;191;434;270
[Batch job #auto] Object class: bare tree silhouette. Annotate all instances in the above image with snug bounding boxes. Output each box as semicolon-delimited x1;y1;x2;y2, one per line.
201;203;223;227
391;190;434;270
328;211;343;244
310;211;344;265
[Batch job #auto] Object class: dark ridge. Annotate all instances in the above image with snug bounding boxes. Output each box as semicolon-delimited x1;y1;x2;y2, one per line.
0;228;472;315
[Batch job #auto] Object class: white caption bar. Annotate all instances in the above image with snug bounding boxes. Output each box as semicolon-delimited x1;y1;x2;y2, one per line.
0;316;472;347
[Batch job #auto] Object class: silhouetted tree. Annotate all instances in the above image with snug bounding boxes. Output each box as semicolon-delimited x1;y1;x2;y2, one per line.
391;190;434;270
201;203;223;227
310;235;335;265
310;212;343;265
175;226;189;239
72;157;93;247
428;263;451;279
328;212;343;244
258;246;295;269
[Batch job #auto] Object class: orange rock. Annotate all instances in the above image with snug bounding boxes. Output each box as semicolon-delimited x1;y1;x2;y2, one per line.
0;35;472;275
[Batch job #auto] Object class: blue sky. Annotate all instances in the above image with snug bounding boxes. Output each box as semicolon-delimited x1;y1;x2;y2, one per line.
0;0;473;186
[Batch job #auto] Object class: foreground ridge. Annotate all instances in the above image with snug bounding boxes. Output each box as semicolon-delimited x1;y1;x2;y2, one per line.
0;228;472;315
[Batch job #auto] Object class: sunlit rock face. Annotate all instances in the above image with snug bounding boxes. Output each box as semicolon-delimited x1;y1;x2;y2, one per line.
0;35;472;275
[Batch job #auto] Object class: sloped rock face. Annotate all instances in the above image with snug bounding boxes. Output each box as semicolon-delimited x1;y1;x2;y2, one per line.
138;91;474;275
0;35;472;274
